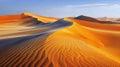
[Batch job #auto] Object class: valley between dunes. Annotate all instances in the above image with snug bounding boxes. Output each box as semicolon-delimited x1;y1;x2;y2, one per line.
0;12;120;67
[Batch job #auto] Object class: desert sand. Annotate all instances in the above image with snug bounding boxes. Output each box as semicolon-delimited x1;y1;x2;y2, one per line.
0;12;120;67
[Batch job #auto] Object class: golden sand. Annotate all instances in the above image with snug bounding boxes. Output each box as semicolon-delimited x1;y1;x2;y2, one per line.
0;13;120;67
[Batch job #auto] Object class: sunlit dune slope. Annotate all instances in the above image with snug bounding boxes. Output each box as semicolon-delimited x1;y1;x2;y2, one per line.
65;18;120;60
0;13;120;67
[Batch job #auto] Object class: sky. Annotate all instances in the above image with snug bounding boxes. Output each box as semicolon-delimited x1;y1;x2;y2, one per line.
0;0;120;18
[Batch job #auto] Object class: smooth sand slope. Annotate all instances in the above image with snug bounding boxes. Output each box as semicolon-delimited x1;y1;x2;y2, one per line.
0;13;120;67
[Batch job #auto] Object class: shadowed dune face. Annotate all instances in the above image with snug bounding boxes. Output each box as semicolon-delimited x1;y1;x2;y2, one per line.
0;13;120;67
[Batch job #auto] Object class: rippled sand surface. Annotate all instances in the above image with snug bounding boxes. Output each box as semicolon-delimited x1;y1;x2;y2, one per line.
0;12;120;67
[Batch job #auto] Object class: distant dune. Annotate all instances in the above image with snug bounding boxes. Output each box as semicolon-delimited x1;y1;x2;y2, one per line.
75;15;100;22
75;15;120;24
0;12;120;67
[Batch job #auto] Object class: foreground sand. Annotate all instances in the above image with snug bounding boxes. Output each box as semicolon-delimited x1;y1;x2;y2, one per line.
0;13;120;67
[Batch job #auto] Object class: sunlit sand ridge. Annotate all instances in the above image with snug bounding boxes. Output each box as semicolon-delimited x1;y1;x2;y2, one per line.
0;12;120;67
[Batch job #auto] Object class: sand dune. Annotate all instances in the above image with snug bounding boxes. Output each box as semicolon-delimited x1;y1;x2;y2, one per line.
75;15;120;24
24;12;59;23
0;13;120;67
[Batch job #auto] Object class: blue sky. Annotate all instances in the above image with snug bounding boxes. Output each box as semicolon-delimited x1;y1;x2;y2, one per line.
0;0;120;17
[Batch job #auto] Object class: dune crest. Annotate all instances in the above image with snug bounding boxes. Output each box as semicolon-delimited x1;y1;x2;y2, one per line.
24;12;59;23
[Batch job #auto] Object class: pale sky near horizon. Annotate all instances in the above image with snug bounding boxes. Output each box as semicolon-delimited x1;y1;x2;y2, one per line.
0;0;120;18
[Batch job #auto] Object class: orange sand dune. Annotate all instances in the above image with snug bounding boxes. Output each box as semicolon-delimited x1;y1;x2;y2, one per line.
0;14;24;20
0;13;120;67
0;12;58;25
0;14;25;24
67;18;120;31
